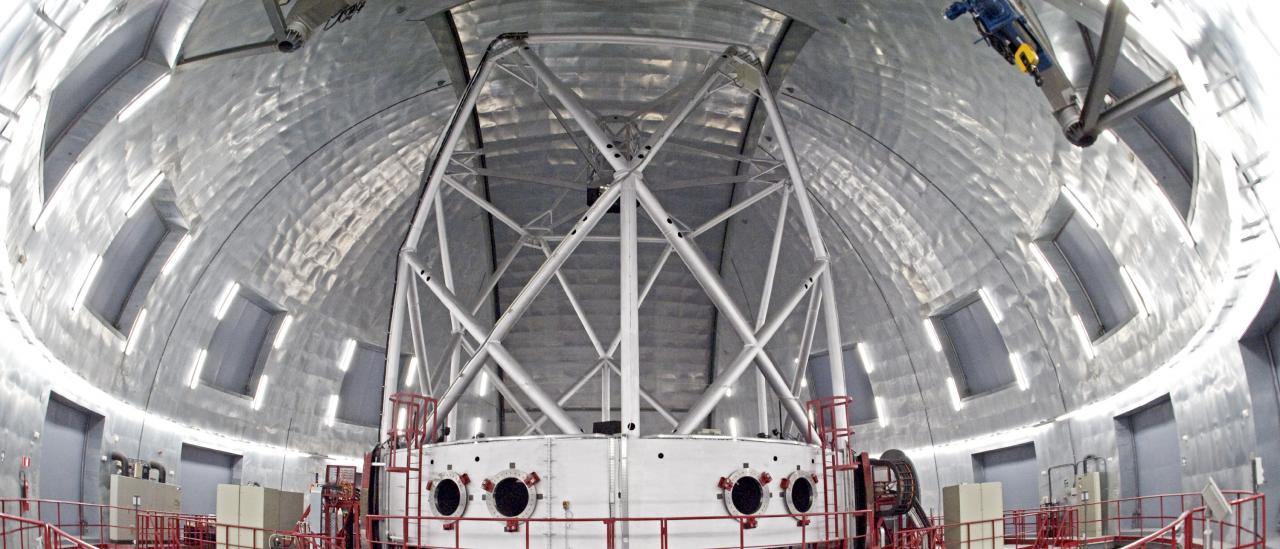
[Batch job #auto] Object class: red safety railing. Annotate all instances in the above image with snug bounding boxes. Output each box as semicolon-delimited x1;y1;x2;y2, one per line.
0;498;158;543
886;491;1266;549
136;510;341;549
0;511;97;549
364;508;873;549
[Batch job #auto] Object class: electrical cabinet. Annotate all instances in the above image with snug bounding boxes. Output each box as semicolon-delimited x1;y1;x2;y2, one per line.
108;474;181;541
943;482;1004;549
1075;472;1104;538
215;485;305;549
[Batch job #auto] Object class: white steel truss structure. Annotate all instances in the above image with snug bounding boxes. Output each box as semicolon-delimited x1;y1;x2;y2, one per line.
382;33;850;441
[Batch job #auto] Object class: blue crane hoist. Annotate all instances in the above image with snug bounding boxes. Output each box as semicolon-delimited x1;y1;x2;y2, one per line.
945;0;1055;86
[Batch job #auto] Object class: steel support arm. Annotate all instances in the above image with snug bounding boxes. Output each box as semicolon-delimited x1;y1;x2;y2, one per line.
520;359;608;435
634;179;814;433
410;255;583;434
456;339;544;434
754;63;850;430
1095;73;1183;130
675;262;827;435
606;360;680;427
1077;0;1129;136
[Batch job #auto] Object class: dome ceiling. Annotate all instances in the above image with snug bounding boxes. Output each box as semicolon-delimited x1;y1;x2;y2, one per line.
1;0;1275;502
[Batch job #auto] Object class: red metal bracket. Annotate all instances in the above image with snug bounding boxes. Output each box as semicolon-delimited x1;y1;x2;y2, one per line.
524;471;541;486
759;472;772;485
482;478;495;492
504;520;521;532
459;473;471;485
717;476;734;490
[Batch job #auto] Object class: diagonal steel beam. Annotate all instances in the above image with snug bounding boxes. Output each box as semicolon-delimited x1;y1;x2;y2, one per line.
751;58;850;430
456;339;543;434
675;261;827;434
515;46;632;172
753;190;790;433
634;177;814;433
444;175;531;237
536;239;608;357
1078;0;1129;135
411;256;581;434
605;360;679;427
633;51;733;172
519;360;608;436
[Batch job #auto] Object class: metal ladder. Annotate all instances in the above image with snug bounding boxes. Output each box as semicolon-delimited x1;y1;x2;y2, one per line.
810;396;858;546
385;393;437;546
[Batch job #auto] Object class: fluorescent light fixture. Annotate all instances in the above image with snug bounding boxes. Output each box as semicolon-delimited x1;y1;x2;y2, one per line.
1010;353;1029;391
125;173;164;217
118;73;171;122
725;385;734;397
214;282;240;319
979;287;1002;323
1119;266;1151;317
728;416;739;438
471;417;483;437
857;342;875;373
338;339;357;372
477;371;489;396
403;357;418;387
922;318;943;352
272;314;294;349
800;377;808;388
187;349;208;389
946;377;964;410
160;234;193;276
1060;186;1100;228
252;375;270;410
1071;315;1096;359
1163;199;1195;246
71;255;103;310
1029;244;1060;283
124;308;148;355
875;397;888;427
325;395;339;426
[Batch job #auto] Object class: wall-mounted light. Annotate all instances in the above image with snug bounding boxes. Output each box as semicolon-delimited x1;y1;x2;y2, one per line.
1060;186;1100;228
922;318;943;352
874;396;889;427
946;377;964;411
471;417;483;438
124;173;164;217
124;308;148;355
1010;352;1030;391
187;349;208;389
1071;315;1095;359
337;339;357;372
1118;266;1151;317
252;375;270;410
979;287;1002;323
118;73;171;122
272;315;294;349
71;255;102;311
728;416;739;438
857;342;875;373
325;395;339;426
477;371;489;396
214;282;240;319
1028;244;1060;283
160;234;193;276
403;357;419;388
725;385;734;397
